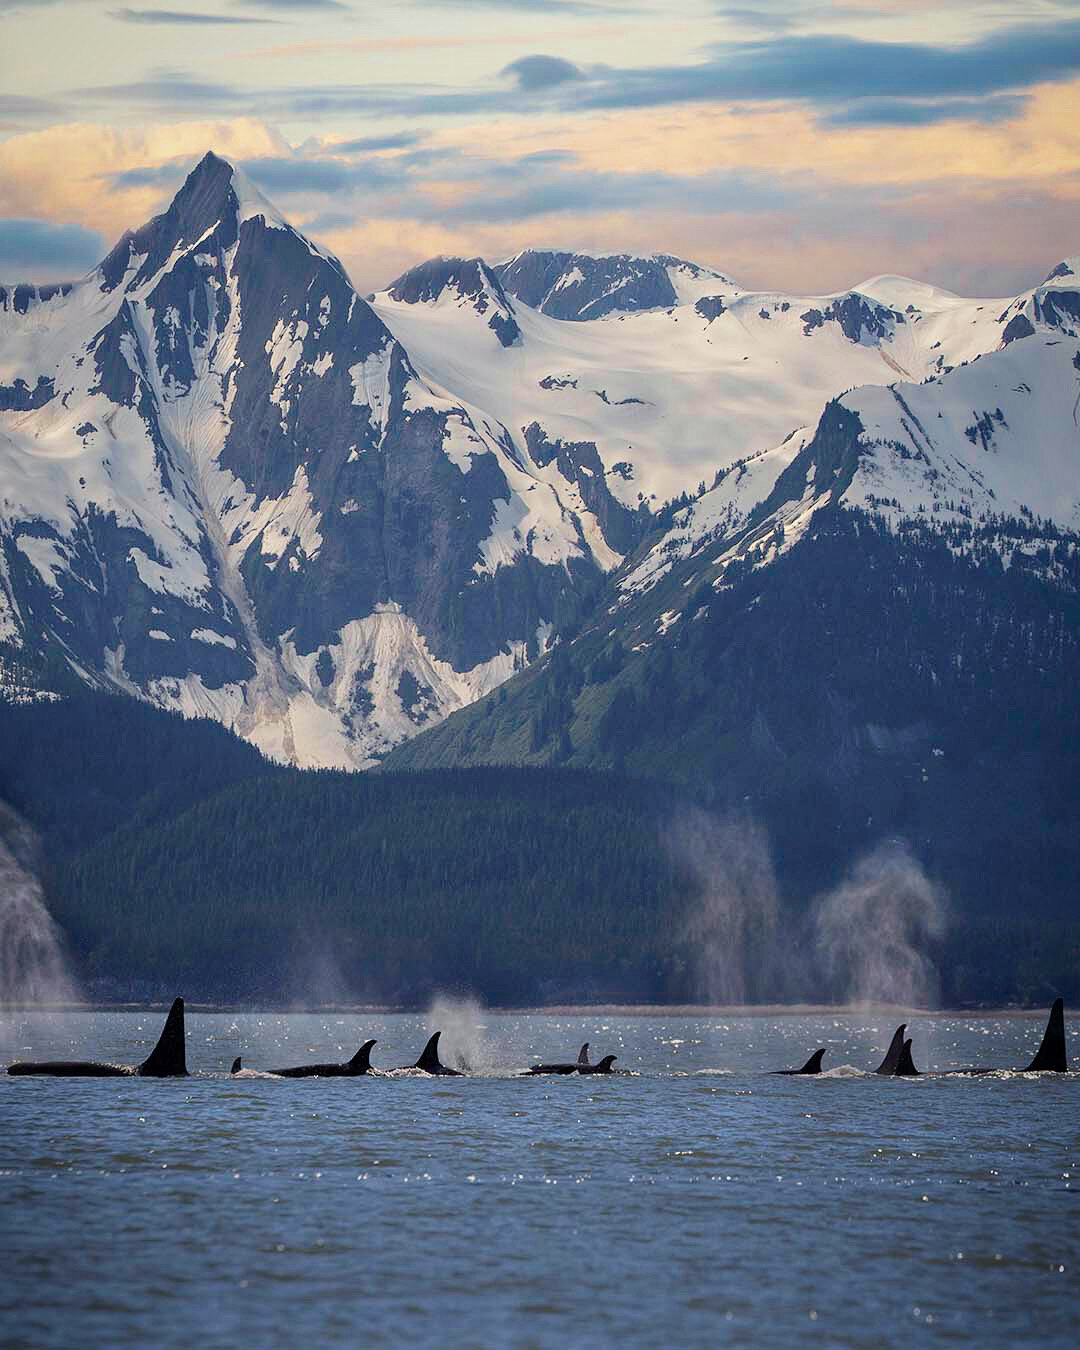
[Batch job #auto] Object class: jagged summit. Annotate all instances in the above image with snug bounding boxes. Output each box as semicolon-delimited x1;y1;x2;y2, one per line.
1044;255;1079;284
490;248;733;320
96;151;340;294
386;255;521;346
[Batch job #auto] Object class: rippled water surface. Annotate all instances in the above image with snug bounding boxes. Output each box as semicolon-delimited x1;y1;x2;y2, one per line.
2;1009;1078;1348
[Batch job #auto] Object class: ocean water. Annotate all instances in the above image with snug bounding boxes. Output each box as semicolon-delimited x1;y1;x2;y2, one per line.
1;1009;1077;1348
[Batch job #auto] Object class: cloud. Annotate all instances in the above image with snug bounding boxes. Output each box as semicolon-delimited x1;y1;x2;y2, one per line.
240;154;398;192
567;21;1080;113
335;131;427;153
74;72;244;107
93;20;1075;128
0;219;104;275
238;0;350;8
501;54;587;92
108;164;189;189
110;8;273;23
436;161;793;224
0;93;64;119
417;0;615;12
821;93;1029;127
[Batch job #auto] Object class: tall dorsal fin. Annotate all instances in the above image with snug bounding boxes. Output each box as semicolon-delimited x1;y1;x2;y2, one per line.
595;1055;617;1072
350;1039;376;1073
798;1049;826;1074
874;1024;906;1075
896;1038;919;1076
415;1031;444;1073
1024;999;1067;1072
138;997;188;1077
578;1043;590;1065
230;1056;242;1074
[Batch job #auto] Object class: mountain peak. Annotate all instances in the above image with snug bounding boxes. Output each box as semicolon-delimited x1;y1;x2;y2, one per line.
491;249;734;320
384;255;521;346
1043;256;1079;285
97;150;293;291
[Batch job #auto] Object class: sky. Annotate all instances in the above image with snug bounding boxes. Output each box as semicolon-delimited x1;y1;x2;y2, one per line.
1;0;1079;296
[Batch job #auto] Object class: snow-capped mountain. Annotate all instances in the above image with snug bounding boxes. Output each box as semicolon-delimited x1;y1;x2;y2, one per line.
3;150;1078;771
382;255;1080;775
0;154;614;766
371;246;1046;513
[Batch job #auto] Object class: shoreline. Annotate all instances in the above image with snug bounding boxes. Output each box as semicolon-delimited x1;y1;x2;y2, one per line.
1;1001;1065;1019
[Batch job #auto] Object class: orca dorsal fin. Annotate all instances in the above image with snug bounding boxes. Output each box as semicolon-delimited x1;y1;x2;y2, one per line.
1024;999;1067;1072
595;1055;617;1072
896;1038;919;1076
874;1024;906;1075
350;1039;376;1073
578;1043;590;1066
798;1049;826;1074
230;1057;242;1074
138;997;188;1077
415;1032;444;1073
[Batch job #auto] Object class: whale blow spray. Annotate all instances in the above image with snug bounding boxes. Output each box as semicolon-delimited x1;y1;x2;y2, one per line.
0;806;79;1011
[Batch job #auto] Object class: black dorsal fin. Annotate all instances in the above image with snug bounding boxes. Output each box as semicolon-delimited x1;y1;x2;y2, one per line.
595;1055;617;1072
874;1024;906;1075
138;998;188;1077
415;1032;443;1073
1024;999;1067;1072
350;1039;376;1073
896;1038;919;1076
578;1043;590;1065
798;1049;826;1074
230;1056;242;1074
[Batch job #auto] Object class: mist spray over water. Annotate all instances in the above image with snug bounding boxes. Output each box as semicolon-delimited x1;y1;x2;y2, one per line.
669;809;947;1007
426;995;500;1074
813;841;947;1008
670;812;783;1004
0;806;79;1015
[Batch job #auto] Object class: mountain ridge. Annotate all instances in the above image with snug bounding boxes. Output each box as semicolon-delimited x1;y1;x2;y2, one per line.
3;150;1079;774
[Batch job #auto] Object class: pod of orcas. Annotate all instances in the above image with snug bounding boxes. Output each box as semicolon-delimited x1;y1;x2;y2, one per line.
4;998;1070;1079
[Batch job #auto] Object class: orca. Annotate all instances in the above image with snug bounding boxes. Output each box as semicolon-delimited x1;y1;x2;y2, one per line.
1023;998;1067;1072
231;1039;377;1078
874;1024;907;1075
404;1031;463;1076
7;998;188;1077
527;1043;591;1075
895;1038;919;1077
941;1000;1068;1074
578;1053;617;1074
772;1048;826;1076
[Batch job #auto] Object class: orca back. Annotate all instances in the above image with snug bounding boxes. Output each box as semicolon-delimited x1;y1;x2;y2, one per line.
1024;999;1067;1072
138;998;188;1077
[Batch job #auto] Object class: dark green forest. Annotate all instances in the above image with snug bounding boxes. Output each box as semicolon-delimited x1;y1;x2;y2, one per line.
1;678;1077;1007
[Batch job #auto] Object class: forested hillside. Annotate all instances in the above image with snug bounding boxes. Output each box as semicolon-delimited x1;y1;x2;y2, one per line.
1;690;1076;1006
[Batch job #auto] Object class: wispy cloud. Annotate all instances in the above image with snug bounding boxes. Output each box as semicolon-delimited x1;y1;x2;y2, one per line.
566;21;1080;113
0;218;103;274
238;0;350;9
110;8;273;23
821;93;1030;127
334;131;427;152
75;71;245;107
